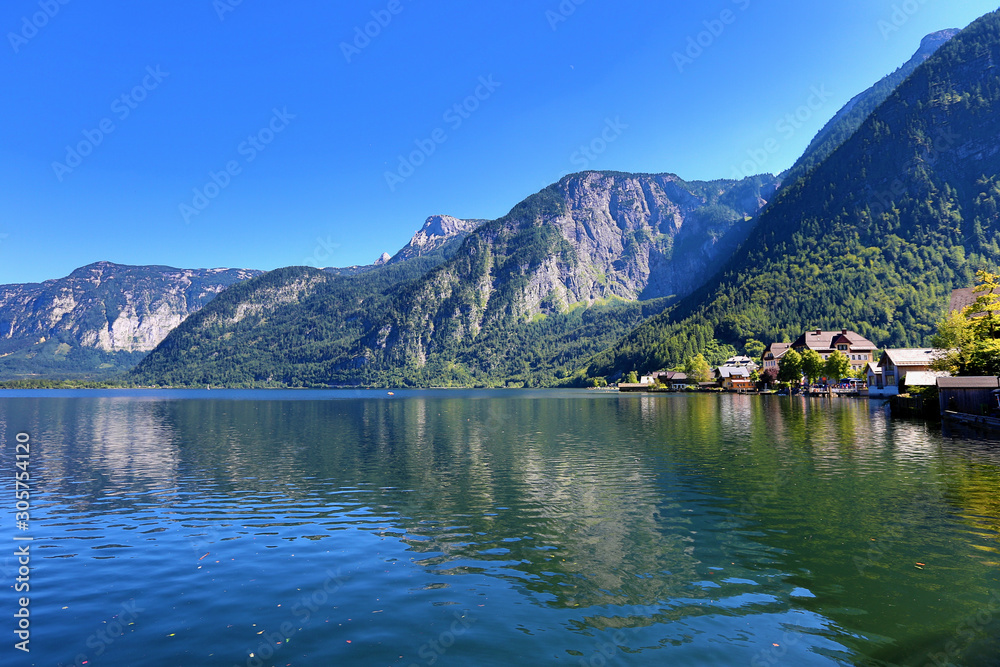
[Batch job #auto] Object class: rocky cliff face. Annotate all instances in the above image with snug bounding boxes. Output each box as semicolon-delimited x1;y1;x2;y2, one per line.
0;262;261;356
387;215;486;265
369;171;779;366
542;172;775;302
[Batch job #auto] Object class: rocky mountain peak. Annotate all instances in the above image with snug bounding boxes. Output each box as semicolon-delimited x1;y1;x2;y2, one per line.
388;215;486;265
917;29;960;57
419;215;481;241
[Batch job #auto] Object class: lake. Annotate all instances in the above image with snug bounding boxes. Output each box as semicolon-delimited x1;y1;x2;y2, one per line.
1;390;999;666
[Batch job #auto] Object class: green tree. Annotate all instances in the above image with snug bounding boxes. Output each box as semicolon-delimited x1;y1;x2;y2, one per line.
744;339;766;360
778;349;803;385
824;350;851;382
625;371;639;384
932;310;973;375
702;339;739;367
684;354;711;383
933;270;1000;376
801;349;825;384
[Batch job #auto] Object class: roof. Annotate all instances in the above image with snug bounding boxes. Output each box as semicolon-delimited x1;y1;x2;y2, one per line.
950;287;977;314
950;286;1000;314
882;348;941;367
938;377;1000;389
791;330;876;352
763;343;790;359
902;371;949;387
656;371;689;381
717;366;750;379
723;356;754;365
866;362;882;375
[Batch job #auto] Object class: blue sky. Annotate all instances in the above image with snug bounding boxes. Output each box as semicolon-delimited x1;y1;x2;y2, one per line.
1;0;997;284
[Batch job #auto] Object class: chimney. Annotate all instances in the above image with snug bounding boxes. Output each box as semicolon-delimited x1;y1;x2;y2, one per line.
815;330;822;335
841;329;848;335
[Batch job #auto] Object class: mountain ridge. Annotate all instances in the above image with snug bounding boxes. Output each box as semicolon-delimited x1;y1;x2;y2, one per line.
588;11;1000;378
779;28;960;187
2;22;986;387
0;262;263;380
129;171;780;387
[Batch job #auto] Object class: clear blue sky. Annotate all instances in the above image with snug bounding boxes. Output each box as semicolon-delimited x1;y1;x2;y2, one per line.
2;0;997;284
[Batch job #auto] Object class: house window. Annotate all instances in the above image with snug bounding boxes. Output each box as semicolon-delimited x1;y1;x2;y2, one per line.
837;345;848;351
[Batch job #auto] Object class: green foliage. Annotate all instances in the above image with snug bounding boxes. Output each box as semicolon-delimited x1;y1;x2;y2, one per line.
824;350;851;382
625;371;639;384
0;339;147;382
683;354;711;383
778;349;803;384
801;349;825;383
744;339;766;360
933;269;1000;375
0;379;132;389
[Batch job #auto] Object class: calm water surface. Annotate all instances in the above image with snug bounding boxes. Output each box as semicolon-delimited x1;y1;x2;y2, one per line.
1;390;999;666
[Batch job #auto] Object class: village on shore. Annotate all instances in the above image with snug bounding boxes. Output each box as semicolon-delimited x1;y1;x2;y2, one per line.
616;286;1000;425
617;327;942;397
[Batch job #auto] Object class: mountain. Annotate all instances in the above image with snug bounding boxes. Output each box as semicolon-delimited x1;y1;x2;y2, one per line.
780;29;960;187
588;11;1000;378
386;215;487;265
0;262;262;380
321;215;484;277
129;171;780;387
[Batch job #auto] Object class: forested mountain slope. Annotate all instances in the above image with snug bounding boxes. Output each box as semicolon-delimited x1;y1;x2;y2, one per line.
131;172;779;387
589;11;1000;378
